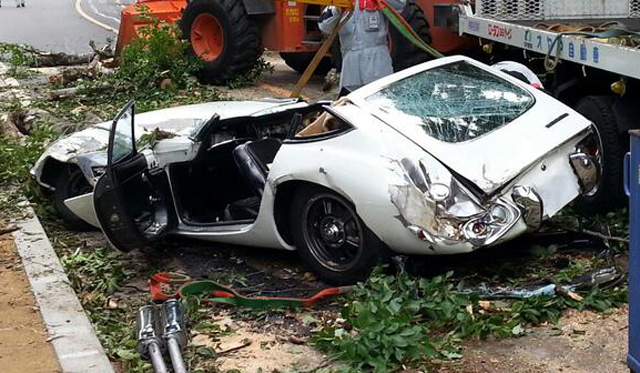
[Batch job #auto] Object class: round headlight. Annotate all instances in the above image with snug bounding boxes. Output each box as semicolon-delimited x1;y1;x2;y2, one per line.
489;204;509;224
429;183;450;202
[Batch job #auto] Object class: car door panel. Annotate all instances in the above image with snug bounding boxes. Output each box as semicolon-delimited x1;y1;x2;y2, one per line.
93;101;177;253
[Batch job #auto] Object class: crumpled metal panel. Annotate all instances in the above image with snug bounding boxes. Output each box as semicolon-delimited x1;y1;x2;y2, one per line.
388;157;484;248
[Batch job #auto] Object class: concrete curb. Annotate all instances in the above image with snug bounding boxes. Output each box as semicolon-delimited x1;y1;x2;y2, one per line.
11;205;115;373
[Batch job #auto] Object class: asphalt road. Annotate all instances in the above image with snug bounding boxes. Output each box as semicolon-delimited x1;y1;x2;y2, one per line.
0;0;134;54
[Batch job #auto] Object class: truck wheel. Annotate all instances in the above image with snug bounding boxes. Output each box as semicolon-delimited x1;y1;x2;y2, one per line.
290;185;382;285
573;96;628;213
280;52;333;75
181;0;262;84
389;0;433;72
53;167;94;231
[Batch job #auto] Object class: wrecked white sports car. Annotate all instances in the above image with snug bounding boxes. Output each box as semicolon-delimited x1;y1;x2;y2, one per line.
32;56;600;284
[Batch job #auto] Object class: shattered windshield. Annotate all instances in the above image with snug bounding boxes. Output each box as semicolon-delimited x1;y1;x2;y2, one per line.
365;61;534;143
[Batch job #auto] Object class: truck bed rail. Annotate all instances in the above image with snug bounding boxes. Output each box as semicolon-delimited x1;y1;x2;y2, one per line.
457;3;640;80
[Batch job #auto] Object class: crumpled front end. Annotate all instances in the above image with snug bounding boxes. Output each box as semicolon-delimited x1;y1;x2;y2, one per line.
389;157;524;254
388;125;599;254
30;125;112;189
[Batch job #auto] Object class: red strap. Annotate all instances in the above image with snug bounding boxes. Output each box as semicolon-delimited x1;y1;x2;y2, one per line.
148;272;353;307
149;272;191;301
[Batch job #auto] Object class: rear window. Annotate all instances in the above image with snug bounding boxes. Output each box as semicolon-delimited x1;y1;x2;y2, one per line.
365;61;534;143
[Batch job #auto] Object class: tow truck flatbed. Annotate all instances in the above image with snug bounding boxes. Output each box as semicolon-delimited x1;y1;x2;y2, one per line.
456;3;640;80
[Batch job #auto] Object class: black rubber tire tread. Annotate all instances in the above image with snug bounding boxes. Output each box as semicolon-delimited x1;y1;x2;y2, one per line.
181;0;263;84
53;167;94;231
280;52;333;75
389;0;433;72
573;95;628;213
290;185;382;285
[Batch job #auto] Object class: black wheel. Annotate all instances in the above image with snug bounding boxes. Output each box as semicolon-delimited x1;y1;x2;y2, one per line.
573;96;628;213
53;167;94;230
180;0;263;84
280;52;333;75
290;185;382;285
389;0;433;72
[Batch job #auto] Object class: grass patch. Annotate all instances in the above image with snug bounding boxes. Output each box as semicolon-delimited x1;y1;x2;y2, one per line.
313;268;626;372
0;42;36;78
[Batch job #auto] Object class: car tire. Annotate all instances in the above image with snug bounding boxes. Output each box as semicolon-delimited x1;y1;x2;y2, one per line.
290;185;382;285
53;167;94;231
180;0;263;84
573;96;628;213
280;52;333;75
389;0;433;72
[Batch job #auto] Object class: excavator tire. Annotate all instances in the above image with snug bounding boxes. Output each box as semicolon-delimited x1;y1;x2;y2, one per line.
181;0;262;84
389;0;433;72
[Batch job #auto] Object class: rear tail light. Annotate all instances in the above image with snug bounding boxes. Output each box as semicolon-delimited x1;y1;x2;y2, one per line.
570;130;602;196
569;152;599;195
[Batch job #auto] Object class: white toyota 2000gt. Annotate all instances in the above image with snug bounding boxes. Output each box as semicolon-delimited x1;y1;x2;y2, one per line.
32;56;600;284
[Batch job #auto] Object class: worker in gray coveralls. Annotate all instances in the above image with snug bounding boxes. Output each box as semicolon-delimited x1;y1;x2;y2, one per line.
319;0;404;96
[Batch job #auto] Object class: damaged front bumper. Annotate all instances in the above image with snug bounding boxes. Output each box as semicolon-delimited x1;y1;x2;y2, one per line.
389;131;598;254
389;156;526;253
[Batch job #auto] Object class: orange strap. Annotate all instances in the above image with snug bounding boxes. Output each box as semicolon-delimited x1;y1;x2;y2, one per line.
148;272;352;308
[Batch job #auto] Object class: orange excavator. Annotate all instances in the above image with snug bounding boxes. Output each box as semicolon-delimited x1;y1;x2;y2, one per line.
115;0;475;83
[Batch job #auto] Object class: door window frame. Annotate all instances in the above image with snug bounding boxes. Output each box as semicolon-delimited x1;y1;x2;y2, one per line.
108;100;136;167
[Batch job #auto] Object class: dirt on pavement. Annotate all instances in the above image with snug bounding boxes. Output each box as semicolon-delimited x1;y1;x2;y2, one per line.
0;233;60;373
434;307;628;373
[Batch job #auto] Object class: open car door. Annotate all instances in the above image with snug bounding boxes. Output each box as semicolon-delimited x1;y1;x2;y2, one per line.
93;101;177;252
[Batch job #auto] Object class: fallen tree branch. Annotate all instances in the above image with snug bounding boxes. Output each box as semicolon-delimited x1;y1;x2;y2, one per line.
33;52;94;67
581;229;629;244
0;225;19;235
49;82;112;100
296;356;340;373
89;40;115;60
49;87;79;100
217;340;252;356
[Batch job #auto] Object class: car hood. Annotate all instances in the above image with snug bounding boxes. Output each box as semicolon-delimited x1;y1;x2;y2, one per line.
31;99;306;186
33;99;303;166
347;57;592;195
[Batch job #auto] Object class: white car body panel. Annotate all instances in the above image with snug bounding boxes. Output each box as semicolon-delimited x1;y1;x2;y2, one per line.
348;56;592;194
64;193;100;228
53;56;599;258
31;100;308;188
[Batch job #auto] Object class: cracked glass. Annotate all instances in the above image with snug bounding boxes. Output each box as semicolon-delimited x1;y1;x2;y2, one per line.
366;61;534;143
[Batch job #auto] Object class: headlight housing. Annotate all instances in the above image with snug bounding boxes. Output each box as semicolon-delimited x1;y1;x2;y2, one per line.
511;185;543;231
391;157;521;248
461;199;520;246
570;129;601;196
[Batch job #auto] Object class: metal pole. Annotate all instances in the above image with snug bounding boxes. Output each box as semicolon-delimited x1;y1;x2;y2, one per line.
148;342;168;373
136;304;168;373
167;338;187;373
162;299;189;373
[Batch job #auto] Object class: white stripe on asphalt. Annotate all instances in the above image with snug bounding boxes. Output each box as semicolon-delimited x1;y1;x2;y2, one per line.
75;0;118;33
86;0;122;25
